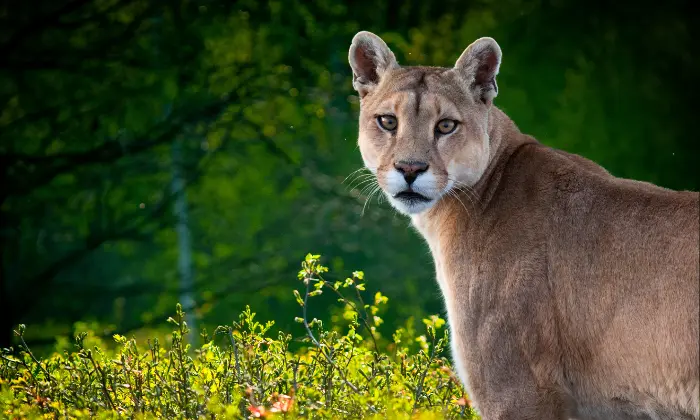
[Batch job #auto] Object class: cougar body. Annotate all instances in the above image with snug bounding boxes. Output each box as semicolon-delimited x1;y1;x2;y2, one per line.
348;31;700;419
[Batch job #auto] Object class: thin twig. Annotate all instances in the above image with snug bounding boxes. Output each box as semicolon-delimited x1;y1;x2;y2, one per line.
87;352;117;411
18;334;56;384
302;278;359;393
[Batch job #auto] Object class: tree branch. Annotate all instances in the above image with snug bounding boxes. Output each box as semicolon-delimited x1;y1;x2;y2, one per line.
2;95;245;197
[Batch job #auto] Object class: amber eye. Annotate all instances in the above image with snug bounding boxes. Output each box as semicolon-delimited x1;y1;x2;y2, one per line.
377;115;398;131
436;119;457;135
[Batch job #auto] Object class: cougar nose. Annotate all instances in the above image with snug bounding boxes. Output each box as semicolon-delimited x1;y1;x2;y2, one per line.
394;160;429;185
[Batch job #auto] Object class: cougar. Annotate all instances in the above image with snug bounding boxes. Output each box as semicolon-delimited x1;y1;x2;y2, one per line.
348;31;699;420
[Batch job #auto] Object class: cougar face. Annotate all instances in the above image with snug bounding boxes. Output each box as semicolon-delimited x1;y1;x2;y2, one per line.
350;32;501;215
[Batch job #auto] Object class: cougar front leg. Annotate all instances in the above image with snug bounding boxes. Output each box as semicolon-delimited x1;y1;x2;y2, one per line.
465;332;572;420
473;384;572;420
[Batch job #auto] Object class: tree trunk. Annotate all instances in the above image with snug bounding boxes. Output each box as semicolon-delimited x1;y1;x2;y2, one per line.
0;187;13;349
0;258;13;349
171;136;197;346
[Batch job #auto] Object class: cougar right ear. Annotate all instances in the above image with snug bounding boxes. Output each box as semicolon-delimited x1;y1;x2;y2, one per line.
349;31;399;98
454;37;502;105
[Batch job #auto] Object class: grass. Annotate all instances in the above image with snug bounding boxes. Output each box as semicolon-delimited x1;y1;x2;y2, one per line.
0;254;478;419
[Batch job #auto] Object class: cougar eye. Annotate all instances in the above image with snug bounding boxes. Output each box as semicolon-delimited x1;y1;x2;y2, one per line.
377;115;398;131
436;119;457;135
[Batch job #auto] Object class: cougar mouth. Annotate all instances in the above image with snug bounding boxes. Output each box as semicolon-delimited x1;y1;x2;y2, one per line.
394;190;431;202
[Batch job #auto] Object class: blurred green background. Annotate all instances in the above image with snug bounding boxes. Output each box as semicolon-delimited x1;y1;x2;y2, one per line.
1;0;697;351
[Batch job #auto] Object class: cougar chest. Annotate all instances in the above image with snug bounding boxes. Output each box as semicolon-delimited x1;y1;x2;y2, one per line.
411;214;477;401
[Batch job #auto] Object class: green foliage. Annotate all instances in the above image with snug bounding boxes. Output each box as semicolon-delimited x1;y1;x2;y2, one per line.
1;255;476;419
1;0;697;360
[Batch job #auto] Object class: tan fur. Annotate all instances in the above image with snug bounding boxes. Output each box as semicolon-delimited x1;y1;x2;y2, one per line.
349;31;700;420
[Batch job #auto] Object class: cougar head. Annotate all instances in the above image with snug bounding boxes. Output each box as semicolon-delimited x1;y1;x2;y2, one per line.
349;31;501;215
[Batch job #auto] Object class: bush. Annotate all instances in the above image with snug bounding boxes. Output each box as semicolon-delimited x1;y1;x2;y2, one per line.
0;254;477;419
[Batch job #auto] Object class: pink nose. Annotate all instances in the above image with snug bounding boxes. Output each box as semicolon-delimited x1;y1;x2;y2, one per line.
394;160;429;185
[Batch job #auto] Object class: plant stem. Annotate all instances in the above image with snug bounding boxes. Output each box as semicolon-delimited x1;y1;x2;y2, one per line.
302;277;359;393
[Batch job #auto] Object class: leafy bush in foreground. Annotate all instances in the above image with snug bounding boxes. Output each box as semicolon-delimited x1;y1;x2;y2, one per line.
0;254;476;419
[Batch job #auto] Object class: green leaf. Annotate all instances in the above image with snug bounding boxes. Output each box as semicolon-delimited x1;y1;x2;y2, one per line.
293;289;304;306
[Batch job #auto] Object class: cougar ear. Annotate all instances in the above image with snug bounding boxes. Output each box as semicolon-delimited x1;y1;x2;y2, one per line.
454;37;502;105
349;31;399;98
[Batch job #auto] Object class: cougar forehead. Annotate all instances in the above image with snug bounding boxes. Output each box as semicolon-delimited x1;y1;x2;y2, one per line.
357;66;491;214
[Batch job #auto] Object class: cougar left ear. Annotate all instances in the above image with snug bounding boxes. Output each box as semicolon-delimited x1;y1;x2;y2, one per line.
454;37;502;105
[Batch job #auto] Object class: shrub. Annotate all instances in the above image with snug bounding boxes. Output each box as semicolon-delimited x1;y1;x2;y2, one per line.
0;254;477;419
